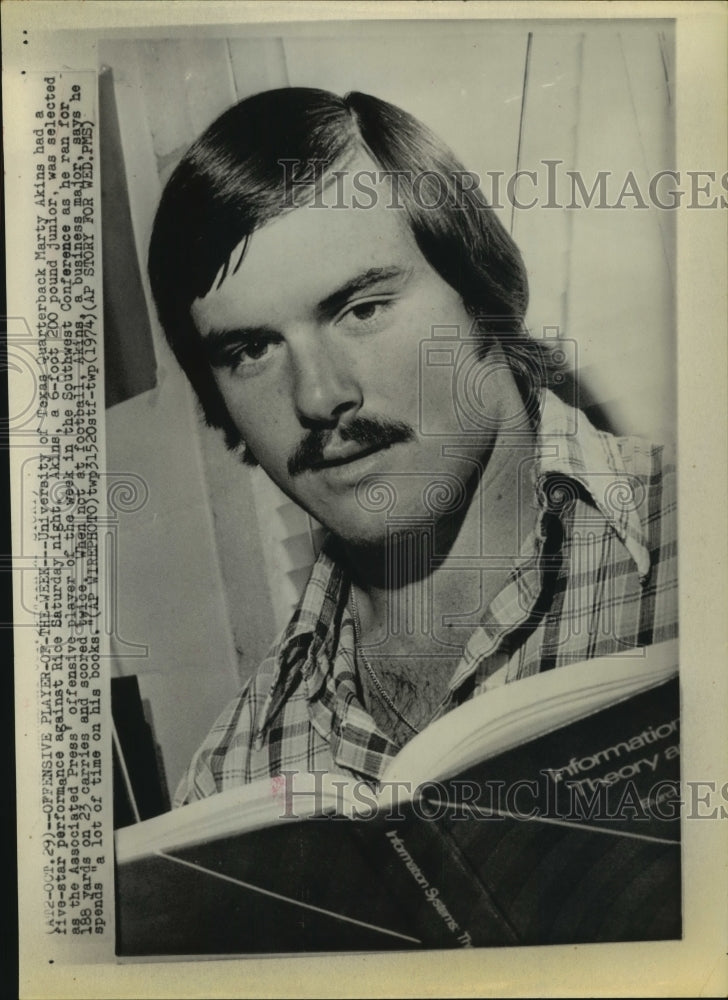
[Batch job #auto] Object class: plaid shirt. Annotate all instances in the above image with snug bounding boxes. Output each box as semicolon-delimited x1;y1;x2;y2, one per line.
174;392;677;805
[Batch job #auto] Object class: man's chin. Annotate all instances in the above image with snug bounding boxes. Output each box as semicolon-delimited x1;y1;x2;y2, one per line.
318;512;392;552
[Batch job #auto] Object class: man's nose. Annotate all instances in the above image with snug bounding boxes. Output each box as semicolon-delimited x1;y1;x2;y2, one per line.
289;334;362;428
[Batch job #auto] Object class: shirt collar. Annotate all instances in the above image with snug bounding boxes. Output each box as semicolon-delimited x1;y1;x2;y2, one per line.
253;540;347;743
534;391;651;580
256;391;651;737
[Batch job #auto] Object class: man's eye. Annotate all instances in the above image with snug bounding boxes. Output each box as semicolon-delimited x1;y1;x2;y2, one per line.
350;302;378;321
341;298;394;327
222;336;277;372
241;337;270;361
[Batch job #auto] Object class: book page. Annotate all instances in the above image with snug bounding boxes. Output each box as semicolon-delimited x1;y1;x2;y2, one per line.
384;639;679;787
115;770;352;862
4;1;726;997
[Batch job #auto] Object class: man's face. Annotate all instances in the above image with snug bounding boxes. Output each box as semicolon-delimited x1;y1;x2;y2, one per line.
191;163;510;546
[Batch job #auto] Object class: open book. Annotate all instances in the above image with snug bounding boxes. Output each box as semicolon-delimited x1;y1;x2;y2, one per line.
115;640;680;956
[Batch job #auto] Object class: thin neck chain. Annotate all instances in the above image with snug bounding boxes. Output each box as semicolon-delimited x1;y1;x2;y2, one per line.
349;588;420;737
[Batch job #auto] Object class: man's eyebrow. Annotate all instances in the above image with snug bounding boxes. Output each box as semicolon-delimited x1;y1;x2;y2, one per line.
316;266;412;318
200;266;411;359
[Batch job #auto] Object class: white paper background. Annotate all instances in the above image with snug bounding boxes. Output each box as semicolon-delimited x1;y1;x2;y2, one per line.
4;1;727;997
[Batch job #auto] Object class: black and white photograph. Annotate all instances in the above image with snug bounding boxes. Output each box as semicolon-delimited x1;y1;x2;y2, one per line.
107;18;683;955
3;2;727;998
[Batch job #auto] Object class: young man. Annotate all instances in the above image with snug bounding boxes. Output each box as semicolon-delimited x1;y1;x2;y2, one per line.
147;88;677;804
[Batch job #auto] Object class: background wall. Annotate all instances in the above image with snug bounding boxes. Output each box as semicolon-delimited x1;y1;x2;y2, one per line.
100;20;675;799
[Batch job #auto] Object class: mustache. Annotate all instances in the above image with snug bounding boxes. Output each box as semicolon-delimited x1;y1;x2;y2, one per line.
287;415;415;477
